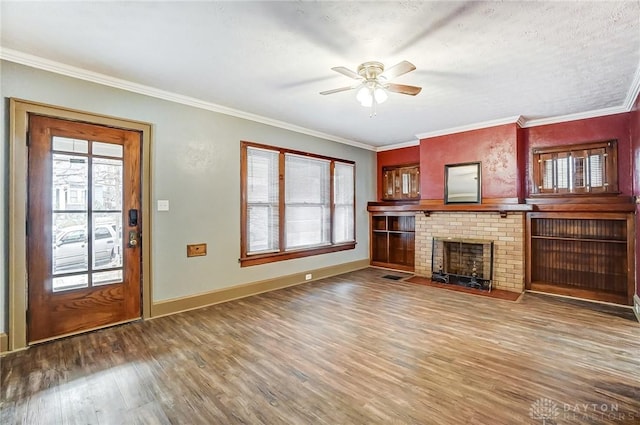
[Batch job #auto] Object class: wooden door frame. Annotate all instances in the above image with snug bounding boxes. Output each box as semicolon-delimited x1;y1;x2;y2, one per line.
9;98;153;351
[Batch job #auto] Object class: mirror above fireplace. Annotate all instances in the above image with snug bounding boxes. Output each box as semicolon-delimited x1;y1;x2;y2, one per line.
444;162;481;204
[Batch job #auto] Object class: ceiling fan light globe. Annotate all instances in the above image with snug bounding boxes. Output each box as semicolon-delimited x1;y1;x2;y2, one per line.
374;88;388;104
359;96;373;107
356;86;373;106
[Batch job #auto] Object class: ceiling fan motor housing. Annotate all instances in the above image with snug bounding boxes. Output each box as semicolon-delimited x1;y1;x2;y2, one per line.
358;61;385;81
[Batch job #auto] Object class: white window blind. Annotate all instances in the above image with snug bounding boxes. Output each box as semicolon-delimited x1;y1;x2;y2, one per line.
556;156;569;189
589;153;604;187
542;159;554;189
334;162;355;243
246;147;279;254
285;154;330;249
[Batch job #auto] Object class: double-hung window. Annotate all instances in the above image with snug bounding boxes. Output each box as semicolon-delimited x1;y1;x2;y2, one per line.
241;141;355;266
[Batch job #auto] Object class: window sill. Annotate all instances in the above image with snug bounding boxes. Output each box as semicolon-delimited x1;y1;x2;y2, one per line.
240;242;356;267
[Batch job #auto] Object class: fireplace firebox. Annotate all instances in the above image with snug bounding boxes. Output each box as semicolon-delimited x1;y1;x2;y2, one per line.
431;237;494;291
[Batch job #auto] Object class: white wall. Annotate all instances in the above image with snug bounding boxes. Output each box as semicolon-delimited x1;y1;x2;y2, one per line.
0;60;376;332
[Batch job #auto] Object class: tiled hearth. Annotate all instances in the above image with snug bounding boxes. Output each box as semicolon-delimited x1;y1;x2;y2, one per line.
415;212;525;292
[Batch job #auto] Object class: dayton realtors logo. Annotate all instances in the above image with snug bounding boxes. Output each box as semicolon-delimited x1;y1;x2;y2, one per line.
529;398;559;424
529;398;637;423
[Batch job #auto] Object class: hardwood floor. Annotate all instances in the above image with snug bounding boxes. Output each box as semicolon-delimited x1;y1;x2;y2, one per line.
2;268;639;424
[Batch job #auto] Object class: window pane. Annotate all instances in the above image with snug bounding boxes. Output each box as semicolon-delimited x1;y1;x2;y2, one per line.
53;274;88;292
93;213;122;270
52;214;88;275
247;147;279;254
286;206;330;248
53;154;88;211
248;205;279;253
93;142;123;158
556;157;569;189
93;157;123;210
285;154;330;249
52;136;88;154
589;153;604;187
334;163;355;243
573;154;585;188
93;270;123;286
542;159;554;189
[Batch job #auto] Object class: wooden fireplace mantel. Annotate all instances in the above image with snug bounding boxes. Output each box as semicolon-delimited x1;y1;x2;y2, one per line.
367;199;533;217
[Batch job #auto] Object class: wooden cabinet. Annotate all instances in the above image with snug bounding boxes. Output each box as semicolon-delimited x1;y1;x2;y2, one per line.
526;212;634;305
370;214;415;272
382;164;420;201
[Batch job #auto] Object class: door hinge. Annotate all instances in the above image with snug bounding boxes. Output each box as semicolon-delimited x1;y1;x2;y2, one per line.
25;220;28;236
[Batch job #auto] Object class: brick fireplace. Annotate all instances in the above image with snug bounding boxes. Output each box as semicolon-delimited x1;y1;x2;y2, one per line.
415;212;525;292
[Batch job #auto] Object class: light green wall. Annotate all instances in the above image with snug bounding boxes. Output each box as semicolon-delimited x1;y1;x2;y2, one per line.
0;60;376;332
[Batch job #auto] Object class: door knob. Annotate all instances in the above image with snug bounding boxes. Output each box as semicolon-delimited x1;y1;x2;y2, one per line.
128;230;138;247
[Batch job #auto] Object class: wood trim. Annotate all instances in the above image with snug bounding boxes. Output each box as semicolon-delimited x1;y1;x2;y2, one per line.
529;282;629;306
27;318;140;346
240;141;356;265
525;213;533;291
240;242;356;267
9;98;153;351
634;294;640;323
240;140;355;165
367;201;532;213
626;214;635;305
370;261;414;272
150;259;370;317
529;203;635;213
0;333;8;353
531;139;617;155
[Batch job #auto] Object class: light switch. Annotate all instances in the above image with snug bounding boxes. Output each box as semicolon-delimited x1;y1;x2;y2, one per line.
157;200;169;211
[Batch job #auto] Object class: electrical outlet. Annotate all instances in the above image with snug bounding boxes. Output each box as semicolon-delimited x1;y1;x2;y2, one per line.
305;273;312;280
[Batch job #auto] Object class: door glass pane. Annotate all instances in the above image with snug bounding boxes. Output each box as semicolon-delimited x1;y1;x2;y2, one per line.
93;141;123;158
52;154;88;211
52;213;88;274
52;274;89;292
52;136;88;154
93;157;123;210
92;213;122;270
93;270;123;286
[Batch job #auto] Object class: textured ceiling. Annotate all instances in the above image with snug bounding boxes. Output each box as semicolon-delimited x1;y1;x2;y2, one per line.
1;1;639;149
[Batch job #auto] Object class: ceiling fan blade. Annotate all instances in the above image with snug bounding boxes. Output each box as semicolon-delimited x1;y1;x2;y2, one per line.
331;66;361;80
319;86;357;95
386;83;422;96
380;60;416;80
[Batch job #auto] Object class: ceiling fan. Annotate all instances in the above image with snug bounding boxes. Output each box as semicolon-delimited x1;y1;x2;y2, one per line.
320;60;422;112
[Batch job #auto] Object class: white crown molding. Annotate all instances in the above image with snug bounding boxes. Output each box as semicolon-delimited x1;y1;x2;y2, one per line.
0;48;376;151
623;62;640;111
415;116;523;140
376;139;420;152
3;48;638;152
520;105;629;128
